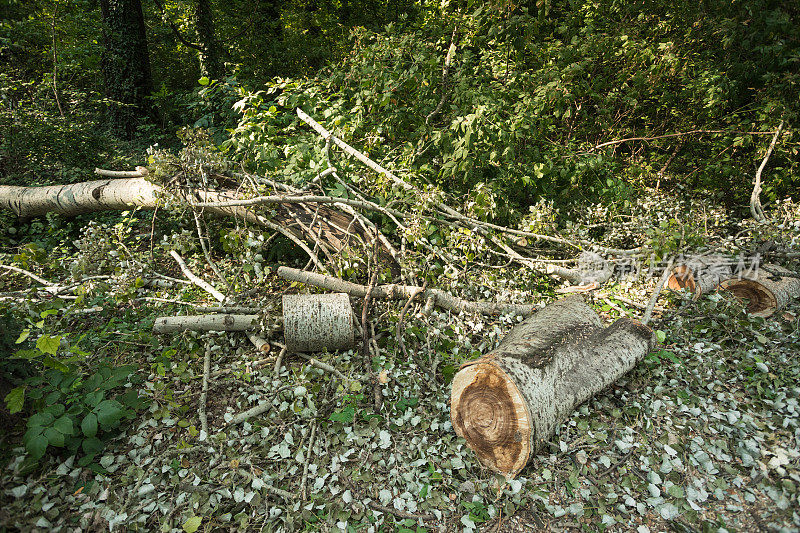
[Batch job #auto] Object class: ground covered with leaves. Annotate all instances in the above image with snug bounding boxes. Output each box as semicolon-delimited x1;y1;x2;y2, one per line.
1;187;799;533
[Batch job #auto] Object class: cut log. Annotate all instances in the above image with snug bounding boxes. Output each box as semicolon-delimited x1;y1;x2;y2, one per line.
152;314;258;333
450;296;653;476
666;255;732;299
282;293;354;352
720;265;800;317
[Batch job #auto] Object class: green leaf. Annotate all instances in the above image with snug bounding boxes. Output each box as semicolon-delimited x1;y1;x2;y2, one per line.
36;335;62;356
42;356;69;372
44;427;65;447
4;386;25;414
53;415;74;436
26;434;49;459
329;405;355;424
183;516;203;533
81;437;104;456
15;329;30;344
198;77;210;86
655;330;666;343
95;400;124;427
81;413;98;437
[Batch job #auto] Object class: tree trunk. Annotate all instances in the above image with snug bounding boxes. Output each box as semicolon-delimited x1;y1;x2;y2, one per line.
666;255;732;300
195;0;223;80
450;296;653;476
0;178;159;217
153;314;258;334
99;0;152;138
720;265;800;317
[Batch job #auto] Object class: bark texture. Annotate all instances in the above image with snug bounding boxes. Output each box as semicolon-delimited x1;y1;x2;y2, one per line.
667;255;732;299
99;0;152;138
450;296;653;476
283;293;354;352
152;314;258;334
0;178;159;217
720;265;800;317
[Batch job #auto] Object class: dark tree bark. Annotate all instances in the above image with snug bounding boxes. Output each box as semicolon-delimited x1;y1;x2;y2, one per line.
195;0;223;80
99;0;152;138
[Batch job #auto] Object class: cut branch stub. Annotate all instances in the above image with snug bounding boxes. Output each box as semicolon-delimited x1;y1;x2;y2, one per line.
720;265;800;317
451;296;653;477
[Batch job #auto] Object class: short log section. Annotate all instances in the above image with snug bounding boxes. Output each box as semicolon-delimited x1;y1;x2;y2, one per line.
667;255;732;299
450;296;653;476
720;265;800;317
283;293;354;352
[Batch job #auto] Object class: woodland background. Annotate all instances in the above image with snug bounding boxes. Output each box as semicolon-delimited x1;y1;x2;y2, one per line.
1;0;799;531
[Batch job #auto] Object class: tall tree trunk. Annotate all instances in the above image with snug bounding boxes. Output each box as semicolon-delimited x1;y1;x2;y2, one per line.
99;0;152;139
195;0;223;80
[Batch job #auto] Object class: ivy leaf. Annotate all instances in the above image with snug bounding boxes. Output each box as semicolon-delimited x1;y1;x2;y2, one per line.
4;386;25;414
183;516;203;533
36;335;61;356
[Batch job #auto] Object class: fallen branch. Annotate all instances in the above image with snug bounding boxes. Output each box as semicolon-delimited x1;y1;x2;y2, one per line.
750;121;784;223
94;166;148;178
152;314;258;333
277;266;537;317
199;344;211;435
642;258;674;326
591;128;786;151
169;250;226;302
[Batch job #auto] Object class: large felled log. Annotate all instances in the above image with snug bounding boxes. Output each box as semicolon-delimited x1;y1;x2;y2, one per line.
720;265;800;317
0;176;399;273
666;254;732;299
450;296;653;476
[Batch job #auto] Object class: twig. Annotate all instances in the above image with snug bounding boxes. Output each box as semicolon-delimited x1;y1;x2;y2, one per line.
300;421;317;502
642;258;674;326
169;250;226;302
426;25;458;125
192;209;230;291
750;121;785;223
199;344;211;434
246;332;271;353
226;385;292;425
397;280;426;361
272;345;287;378
295;352;349;381
0;264;55;286
591;128;785;151
362;270;382;409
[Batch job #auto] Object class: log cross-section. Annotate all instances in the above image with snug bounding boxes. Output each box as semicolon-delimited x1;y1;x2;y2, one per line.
450;296;654;476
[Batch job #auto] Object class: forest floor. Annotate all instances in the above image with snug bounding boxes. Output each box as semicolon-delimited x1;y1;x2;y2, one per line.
1;190;799;533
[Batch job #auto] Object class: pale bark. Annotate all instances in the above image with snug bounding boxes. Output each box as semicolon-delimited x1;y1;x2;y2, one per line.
720;265;800;317
152;314;258;333
0;178;159;218
282;293;354;352
750;121;784;223
450;296;653;476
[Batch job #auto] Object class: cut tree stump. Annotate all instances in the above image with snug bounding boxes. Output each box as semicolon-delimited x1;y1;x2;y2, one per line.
666;255;732;300
720;265;800;317
450;296;653;476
